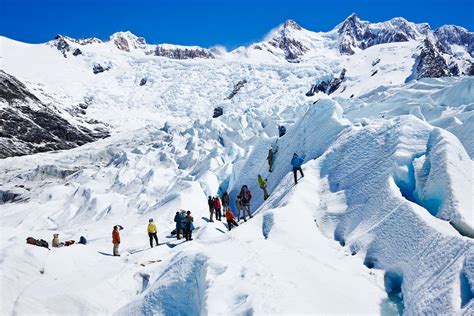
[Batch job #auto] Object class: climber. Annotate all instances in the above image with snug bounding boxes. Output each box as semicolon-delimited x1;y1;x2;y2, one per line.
278;125;287;137
148;218;159;248
112;225;120;256
222;191;230;211
258;175;270;200
267;146;276;172
291;152;304;185
184;211;194;241
225;208;239;231
208;196;215;222
174;210;185;239
239;185;253;221
214;196;222;221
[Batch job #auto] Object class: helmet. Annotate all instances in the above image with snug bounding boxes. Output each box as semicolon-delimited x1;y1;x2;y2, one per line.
186;211;191;214
149;218;153;222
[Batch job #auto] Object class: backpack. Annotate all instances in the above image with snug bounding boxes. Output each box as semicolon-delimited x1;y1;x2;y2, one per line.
26;237;37;245
79;236;87;245
36;239;49;249
241;186;252;203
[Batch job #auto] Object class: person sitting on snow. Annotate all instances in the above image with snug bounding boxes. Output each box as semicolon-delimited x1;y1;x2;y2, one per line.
52;233;63;248
291;153;304;185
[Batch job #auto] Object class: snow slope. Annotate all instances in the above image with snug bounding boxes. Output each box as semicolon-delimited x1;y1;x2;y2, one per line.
1;15;474;315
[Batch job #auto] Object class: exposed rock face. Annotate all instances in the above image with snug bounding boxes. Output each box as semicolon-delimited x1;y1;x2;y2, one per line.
93;63;111;74
48;35;102;57
72;48;82;56
434;25;474;57
415;38;452;79
338;14;429;55
154;45;214;59
227;79;247;99
266;19;308;63
139;78;147;86
109;31;147;52
0;71;108;158
213;107;223;118
306;69;346;96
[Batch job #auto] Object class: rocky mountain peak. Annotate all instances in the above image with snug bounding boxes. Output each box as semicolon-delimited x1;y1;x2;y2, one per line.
282;19;302;31
109;31;147;52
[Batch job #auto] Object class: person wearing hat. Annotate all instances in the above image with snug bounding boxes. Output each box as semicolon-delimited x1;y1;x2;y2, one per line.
148;218;159;248
184;211;194;241
290;152;304;185
52;233;63;247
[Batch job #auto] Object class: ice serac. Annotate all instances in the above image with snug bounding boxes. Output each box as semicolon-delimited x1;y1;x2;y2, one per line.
338;13;429;55
153;44;214;59
109;31;147;52
0;70;108;158
413;128;474;237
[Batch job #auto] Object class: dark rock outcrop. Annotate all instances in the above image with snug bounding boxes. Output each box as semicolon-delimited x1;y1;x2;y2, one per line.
227;79;247;99
213;107;223;118
414;38;451;80
139;78;147;86
93;63;111;74
338;14;429;55
72;48;82;56
0;71;109;158
306;69;346;96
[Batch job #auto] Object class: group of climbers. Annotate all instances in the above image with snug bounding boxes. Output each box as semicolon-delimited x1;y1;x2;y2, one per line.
30;127;306;256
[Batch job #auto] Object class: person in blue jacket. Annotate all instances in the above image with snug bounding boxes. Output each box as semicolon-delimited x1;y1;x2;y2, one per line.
291;153;304;184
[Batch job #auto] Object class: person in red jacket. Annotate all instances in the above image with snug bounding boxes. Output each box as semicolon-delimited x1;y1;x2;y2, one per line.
112;226;120;256
214;196;222;221
225;209;239;231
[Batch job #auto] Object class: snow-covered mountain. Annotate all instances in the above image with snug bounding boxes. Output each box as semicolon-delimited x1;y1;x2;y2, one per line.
0;13;473;315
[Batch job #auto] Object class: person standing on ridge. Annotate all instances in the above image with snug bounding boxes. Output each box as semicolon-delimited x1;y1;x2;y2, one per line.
236;195;243;220
291;153;304;185
208;196;215;222
147;218;159;248
239;185;253;221
184;211;194;241
267;147;277;172
258;175;270;200
225;208;239;231
174;211;185;239
222;191;230;211
214;196;222;221
112;226;120;256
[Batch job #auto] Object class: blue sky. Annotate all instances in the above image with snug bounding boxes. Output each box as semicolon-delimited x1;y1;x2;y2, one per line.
1;0;473;49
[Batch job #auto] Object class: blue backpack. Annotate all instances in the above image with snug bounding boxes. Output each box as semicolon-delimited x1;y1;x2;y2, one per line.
79;236;87;245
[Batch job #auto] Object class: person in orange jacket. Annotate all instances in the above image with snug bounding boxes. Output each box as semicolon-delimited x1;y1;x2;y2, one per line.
112;226;120;256
225;209;239;231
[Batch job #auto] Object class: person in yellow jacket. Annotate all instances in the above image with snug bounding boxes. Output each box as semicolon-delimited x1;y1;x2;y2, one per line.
258;174;270;200
148;218;159;248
